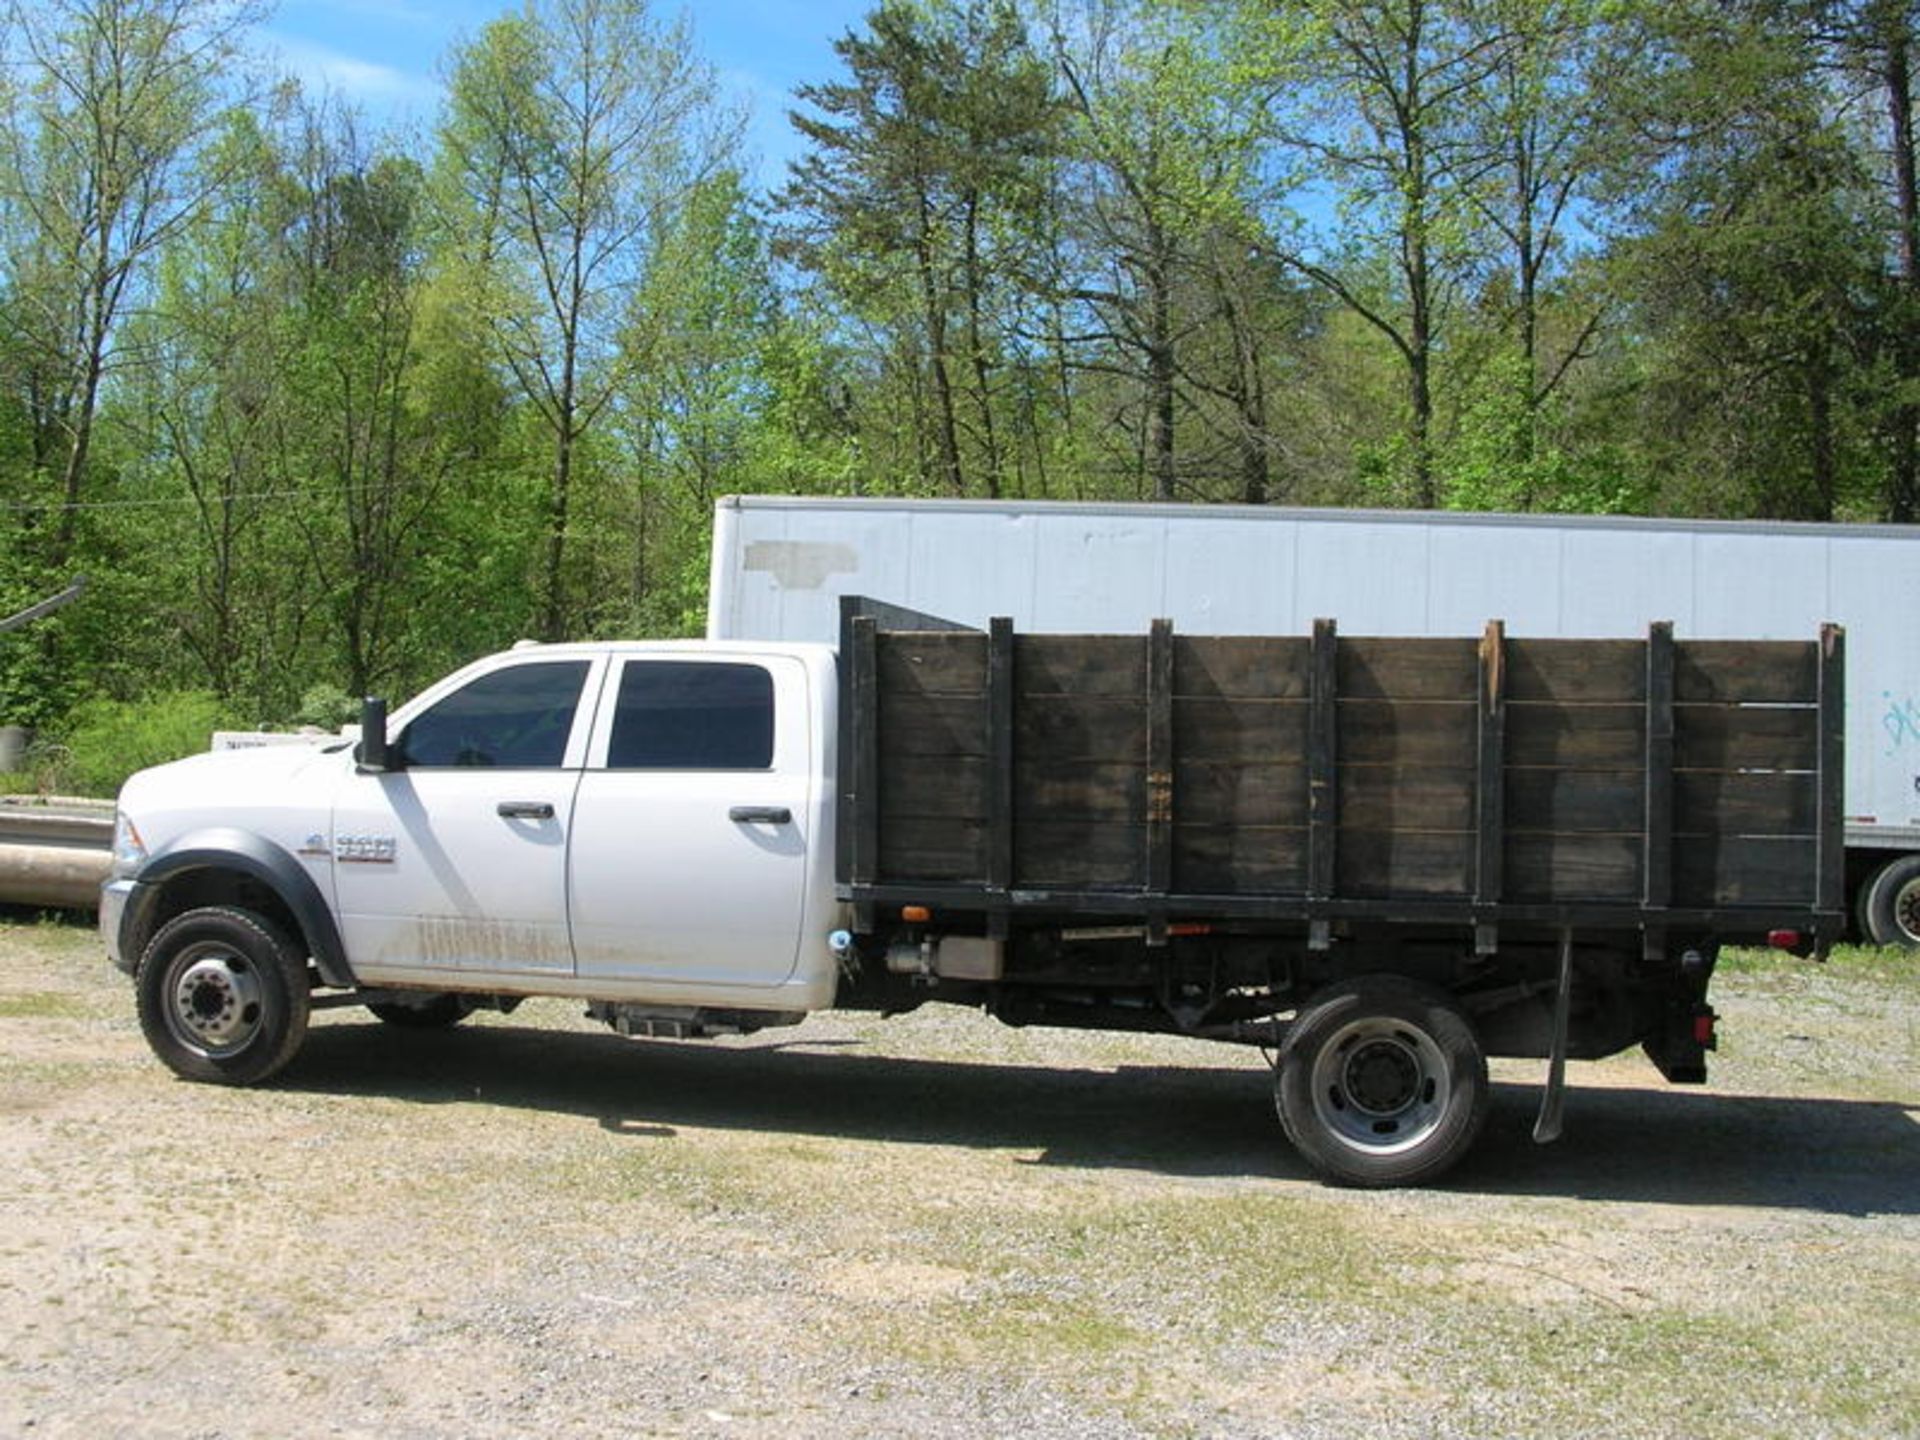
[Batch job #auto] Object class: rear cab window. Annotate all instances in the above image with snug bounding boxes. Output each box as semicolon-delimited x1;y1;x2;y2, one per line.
606;661;776;770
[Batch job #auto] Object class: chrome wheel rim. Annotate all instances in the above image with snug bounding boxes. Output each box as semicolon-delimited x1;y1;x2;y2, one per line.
1895;876;1920;945
165;944;264;1057
1309;1017;1450;1157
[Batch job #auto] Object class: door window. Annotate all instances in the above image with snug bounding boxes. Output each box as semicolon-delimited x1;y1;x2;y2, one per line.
607;661;774;769
401;661;590;769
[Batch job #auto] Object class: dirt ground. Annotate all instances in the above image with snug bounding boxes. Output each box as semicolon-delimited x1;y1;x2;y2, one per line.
3;914;1917;1439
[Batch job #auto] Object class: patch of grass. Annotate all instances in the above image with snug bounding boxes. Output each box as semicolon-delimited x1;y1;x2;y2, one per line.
0;990;90;1019
910;1290;1141;1369
1720;942;1919;986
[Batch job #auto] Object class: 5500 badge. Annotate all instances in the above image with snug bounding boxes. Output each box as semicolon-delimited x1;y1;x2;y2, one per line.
331;833;397;864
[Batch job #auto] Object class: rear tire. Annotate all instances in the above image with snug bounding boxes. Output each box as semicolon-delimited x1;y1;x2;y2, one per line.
1859;855;1920;948
136;906;310;1085
1276;976;1488;1188
368;993;476;1029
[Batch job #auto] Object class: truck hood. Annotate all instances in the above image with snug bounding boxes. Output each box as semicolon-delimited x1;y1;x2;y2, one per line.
118;739;347;812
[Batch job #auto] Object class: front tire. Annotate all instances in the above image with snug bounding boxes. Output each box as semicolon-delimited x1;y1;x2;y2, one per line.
1276;976;1488;1188
136;906;311;1085
1858;855;1920;948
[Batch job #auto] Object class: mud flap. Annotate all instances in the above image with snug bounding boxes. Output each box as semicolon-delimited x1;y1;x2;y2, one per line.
1532;928;1574;1145
1643;1002;1716;1084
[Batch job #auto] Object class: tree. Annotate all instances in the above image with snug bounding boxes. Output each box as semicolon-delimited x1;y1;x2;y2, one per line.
441;0;736;639
1458;0;1609;469
1048;0;1269;501
0;0;256;567
1239;0;1512;506
1791;0;1919;519
1600;0;1885;520
783;0;1057;498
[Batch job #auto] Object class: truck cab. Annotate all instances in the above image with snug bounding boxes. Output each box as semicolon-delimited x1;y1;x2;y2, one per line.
103;641;845;1084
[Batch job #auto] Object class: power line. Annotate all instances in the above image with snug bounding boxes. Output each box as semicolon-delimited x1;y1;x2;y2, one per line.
2;476;448;515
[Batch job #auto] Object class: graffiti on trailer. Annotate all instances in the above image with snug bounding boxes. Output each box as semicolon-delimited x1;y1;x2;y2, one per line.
1884;692;1920;755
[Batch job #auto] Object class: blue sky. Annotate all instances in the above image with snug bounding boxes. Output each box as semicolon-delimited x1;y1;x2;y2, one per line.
254;0;874;188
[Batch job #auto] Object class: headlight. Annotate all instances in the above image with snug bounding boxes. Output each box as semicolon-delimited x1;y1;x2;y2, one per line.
110;811;148;879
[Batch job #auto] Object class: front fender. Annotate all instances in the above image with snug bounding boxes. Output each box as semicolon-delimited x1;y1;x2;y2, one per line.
121;828;355;988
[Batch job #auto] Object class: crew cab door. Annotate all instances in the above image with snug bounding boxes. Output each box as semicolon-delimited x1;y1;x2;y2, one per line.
568;654;810;988
331;655;602;977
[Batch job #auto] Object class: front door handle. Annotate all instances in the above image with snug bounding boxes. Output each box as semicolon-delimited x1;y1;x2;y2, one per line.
497;800;556;820
729;805;791;825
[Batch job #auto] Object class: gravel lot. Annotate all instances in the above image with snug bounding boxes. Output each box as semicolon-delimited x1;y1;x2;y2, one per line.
3;914;1917;1439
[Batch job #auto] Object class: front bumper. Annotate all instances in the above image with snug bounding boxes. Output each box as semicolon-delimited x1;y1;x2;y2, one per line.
99;877;139;974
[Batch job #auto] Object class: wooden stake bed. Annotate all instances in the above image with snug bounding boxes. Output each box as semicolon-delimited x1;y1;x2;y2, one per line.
838;599;1845;948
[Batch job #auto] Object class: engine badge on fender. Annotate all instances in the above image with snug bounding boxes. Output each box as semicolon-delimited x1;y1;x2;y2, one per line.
334;833;397;864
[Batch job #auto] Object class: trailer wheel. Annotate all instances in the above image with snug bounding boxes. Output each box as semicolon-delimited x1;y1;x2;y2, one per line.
368;993;476;1028
1859;855;1920;948
1276;976;1488;1188
136;906;311;1085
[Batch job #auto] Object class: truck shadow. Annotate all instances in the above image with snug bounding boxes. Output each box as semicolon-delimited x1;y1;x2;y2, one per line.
287;1021;1920;1217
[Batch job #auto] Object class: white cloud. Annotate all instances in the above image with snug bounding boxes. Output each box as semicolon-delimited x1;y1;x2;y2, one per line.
256;30;442;111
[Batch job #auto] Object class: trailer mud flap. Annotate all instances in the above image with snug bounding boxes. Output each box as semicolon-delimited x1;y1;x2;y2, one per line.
1532;928;1575;1145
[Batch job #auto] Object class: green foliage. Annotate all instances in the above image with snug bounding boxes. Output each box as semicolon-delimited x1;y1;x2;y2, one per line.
48;690;235;798
0;0;1912;735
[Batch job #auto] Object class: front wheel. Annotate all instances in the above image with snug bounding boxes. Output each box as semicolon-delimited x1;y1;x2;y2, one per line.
136;906;311;1085
1276;976;1488;1188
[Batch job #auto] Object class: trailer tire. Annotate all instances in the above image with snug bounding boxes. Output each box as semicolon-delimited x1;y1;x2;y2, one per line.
1859;854;1920;948
368;994;476;1028
1276;976;1488;1188
136;906;310;1085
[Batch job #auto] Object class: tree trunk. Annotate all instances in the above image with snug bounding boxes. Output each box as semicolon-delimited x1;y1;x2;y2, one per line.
1515;128;1539;469
1146;225;1176;502
52;327;107;566
914;202;964;494
962;192;1003;499
1885;22;1919;521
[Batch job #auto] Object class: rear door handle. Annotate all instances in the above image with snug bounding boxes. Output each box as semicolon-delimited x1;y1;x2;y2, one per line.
729;805;791;825
497;800;556;820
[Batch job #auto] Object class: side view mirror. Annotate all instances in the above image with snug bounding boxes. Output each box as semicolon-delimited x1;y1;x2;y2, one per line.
356;696;395;773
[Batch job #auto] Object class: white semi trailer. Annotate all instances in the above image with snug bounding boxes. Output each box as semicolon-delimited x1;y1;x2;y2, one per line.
710;495;1920;945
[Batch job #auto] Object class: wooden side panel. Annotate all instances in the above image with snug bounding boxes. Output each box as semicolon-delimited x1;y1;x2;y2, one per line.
1173;825;1307;894
858;619;1833;917
1168;634;1316;892
1012;635;1149;888
1016;635;1145;695
1337;638;1478;699
1506;835;1644;901
880;817;986;883
1669;638;1823;908
1674;771;1819;833
1506;639;1645;703
1506;770;1644;833
1500;628;1653;905
876;632;988;694
875;631;990;884
1173;698;1309;763
1506;703;1646;769
1173;636;1312;698
1332;638;1479;899
1675;642;1818;703
1337;832;1475;897
1674;836;1817;905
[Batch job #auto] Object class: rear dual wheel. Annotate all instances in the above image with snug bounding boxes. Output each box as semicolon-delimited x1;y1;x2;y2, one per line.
1276;976;1488;1188
1857;855;1920;948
